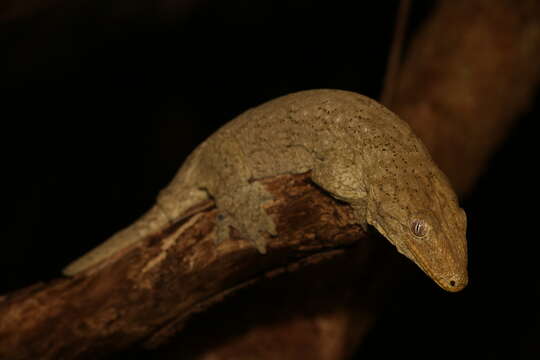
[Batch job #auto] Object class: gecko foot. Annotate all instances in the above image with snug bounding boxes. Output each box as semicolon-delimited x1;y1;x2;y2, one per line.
214;182;277;254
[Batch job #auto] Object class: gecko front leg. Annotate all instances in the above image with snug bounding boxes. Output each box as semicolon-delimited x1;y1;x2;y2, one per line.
310;147;369;227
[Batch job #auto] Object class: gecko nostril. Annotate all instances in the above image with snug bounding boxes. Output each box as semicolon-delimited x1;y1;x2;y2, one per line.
450;280;456;287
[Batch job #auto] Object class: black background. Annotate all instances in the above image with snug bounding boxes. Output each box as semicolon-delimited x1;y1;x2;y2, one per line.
1;1;538;359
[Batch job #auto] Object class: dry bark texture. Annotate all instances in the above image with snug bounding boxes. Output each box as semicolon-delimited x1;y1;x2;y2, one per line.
0;173;366;359
1;0;540;359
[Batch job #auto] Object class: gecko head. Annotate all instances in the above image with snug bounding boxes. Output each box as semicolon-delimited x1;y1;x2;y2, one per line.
366;171;468;293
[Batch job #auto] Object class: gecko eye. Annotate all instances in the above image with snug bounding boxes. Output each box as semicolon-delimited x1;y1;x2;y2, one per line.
411;219;428;237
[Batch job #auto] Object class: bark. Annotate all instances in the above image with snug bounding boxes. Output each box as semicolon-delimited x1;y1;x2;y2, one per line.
0;173;367;359
1;0;540;359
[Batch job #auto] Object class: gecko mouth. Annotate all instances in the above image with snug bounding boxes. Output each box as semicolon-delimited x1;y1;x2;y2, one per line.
405;245;467;292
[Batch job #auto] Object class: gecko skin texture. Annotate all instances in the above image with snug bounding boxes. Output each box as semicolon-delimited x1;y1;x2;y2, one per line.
64;89;468;292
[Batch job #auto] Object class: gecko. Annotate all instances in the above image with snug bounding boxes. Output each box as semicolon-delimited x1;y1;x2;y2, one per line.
63;89;468;292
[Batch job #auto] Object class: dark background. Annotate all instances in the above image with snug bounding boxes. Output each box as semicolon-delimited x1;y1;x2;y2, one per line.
1;0;538;359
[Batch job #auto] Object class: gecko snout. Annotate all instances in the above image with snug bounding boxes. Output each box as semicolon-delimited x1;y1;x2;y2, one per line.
440;274;468;292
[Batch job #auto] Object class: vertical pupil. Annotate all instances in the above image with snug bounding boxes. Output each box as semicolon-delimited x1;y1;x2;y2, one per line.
413;220;426;236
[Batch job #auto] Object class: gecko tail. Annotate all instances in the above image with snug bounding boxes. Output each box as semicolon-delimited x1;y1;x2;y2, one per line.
63;184;209;276
62;205;169;276
63;145;210;276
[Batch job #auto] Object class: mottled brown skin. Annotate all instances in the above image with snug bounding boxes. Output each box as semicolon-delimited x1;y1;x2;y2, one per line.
63;89;467;292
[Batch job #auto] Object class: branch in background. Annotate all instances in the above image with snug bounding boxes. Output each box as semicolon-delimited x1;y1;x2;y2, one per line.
380;0;411;106
392;0;540;194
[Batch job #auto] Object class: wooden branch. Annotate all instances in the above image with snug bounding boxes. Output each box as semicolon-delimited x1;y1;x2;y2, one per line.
0;173;366;359
380;0;411;106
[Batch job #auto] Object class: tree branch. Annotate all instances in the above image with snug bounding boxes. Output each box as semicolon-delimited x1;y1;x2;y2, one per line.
0;173;366;359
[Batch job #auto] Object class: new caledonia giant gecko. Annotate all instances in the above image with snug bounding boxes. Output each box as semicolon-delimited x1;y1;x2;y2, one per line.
64;89;468;292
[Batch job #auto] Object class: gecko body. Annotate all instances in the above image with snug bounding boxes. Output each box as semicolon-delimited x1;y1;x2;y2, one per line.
64;89;468;292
